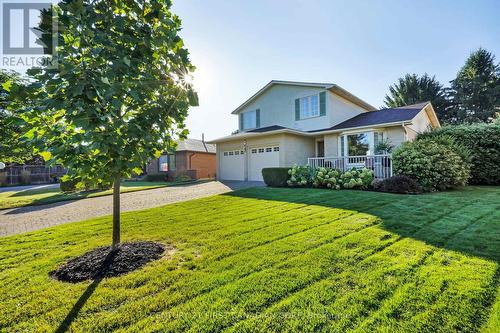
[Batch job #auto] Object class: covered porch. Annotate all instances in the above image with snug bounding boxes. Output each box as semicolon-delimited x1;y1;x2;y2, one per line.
309;128;397;179
308;155;392;179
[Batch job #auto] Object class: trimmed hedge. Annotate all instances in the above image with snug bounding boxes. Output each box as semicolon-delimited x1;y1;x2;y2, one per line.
262;168;289;187
372;175;423;194
392;137;470;191
418;123;500;185
144;173;167;182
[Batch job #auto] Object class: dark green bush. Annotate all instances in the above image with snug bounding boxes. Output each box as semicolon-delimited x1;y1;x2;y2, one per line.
145;173;167;182
60;178;78;192
418;123;500;185
392;137;470;191
372;175;423;194
262;168;290;187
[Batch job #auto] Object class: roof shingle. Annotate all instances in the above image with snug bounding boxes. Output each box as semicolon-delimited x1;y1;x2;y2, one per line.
309;102;428;132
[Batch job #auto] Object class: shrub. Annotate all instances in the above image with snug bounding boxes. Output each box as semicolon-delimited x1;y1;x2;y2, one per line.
392;137;470;191
311;167;341;189
174;174;193;182
339;168;374;189
286;165;312;187
418;123;500;185
60;177;78;192
262;168;289;187
372;175;423;194
20;170;31;185
145;173;167;182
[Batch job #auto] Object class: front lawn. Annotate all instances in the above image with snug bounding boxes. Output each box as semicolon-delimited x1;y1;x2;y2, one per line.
0;186;499;332
0;180;198;210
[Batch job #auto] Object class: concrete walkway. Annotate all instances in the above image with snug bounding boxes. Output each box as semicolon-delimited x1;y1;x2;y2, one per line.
0;181;264;237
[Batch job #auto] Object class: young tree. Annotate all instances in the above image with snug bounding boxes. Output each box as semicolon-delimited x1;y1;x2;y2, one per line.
447;48;500;124
10;0;197;249
384;73;448;120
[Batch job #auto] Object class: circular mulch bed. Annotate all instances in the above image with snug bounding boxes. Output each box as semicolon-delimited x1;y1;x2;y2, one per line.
50;241;166;283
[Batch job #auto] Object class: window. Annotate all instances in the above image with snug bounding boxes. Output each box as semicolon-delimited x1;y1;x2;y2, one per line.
273;146;279;152
266;147;272;152
340;136;345;156
169;154;176;171
240;150;245;154
300;94;319;119
347;133;370;156
223;152;228;156
159;155;169;172
258;148;265;153
251;148;257;154
235;151;240;155
242;110;256;130
374;132;384;154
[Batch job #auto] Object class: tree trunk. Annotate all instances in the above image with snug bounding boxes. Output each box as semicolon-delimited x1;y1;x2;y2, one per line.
112;174;121;250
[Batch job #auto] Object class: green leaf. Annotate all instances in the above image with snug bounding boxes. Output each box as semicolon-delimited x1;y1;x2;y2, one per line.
1;80;13;92
40;151;52;161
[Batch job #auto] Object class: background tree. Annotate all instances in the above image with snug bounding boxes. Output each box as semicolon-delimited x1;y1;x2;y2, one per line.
0;70;36;164
384;73;448;120
447;48;500;124
10;0;197;249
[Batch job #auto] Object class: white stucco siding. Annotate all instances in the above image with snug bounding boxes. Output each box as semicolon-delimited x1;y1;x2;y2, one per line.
237;84;369;132
385;126;407;148
407;109;432;134
281;134;315;166
327;93;368;127
323;133;339;157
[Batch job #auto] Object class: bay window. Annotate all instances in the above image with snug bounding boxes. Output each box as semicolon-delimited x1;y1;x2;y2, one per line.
339;131;386;156
347;133;370;156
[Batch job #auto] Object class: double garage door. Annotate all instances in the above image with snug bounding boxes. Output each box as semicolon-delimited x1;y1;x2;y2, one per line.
220;146;279;181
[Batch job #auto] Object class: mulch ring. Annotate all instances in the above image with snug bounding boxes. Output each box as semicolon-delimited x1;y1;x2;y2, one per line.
50;241;170;283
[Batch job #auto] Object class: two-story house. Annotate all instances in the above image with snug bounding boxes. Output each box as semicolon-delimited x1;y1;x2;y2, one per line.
209;80;440;181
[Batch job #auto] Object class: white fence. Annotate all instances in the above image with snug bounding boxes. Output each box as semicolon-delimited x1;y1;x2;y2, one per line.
0;165;67;185
308;155;392;179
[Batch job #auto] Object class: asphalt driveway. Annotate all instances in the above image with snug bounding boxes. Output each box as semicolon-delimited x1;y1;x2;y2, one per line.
0;180;264;237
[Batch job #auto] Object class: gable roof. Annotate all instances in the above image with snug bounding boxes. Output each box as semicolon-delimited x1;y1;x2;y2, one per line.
310;102;431;132
231;80;376;114
176;138;216;154
208;102;440;144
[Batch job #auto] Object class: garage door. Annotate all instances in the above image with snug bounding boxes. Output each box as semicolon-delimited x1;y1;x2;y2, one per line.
249;146;280;181
220;149;245;180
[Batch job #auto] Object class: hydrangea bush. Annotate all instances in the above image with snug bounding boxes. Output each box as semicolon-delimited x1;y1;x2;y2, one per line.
286;166;374;190
287;165;312;187
339;168;374;189
312;167;341;189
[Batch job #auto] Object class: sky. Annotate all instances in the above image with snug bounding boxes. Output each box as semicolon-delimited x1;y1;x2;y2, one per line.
171;0;500;140
3;0;499;141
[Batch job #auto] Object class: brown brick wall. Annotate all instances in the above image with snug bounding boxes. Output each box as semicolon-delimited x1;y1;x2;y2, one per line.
146;151;216;180
187;152;216;179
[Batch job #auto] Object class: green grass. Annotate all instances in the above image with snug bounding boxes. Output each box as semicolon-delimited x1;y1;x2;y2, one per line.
0;180;199;210
0;186;499;332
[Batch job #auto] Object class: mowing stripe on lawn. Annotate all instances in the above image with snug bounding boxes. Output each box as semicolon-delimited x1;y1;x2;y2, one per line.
57;213;381;332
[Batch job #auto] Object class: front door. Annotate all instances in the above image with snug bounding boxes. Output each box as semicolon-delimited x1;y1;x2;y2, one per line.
317;141;325;157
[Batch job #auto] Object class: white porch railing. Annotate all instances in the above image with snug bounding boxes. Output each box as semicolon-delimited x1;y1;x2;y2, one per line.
307;155;392;179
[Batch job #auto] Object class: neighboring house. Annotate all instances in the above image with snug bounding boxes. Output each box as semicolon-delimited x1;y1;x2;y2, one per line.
146;138;216;179
209;80;440;181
